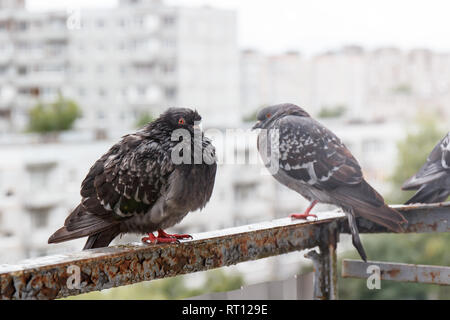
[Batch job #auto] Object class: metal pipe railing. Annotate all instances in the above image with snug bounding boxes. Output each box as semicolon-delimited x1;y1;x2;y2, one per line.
1;202;449;300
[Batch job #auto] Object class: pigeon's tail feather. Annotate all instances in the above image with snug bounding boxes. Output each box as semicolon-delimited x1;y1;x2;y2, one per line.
345;211;367;262
352;202;406;233
335;180;407;233
336;181;407;261
405;184;449;204
83;226;121;250
48;204;118;245
402;171;446;191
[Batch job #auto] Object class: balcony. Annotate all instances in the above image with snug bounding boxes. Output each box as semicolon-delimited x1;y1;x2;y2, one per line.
0;202;449;300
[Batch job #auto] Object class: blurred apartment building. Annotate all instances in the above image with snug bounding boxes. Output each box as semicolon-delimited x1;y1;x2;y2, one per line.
0;0;239;134
1;0;450;284
240;46;450;121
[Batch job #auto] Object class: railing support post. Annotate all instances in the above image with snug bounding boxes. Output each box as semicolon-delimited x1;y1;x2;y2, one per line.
305;222;338;300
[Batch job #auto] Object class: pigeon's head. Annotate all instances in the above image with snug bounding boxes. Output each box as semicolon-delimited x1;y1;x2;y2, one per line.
157;107;202;133
252;103;310;130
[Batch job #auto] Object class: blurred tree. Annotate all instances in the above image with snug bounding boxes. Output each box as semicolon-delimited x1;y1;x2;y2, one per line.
63;269;244;300
242;109;259;123
332;113;448;299
298;232;450;299
136;112;154;128
317;105;347;119
391;83;412;95
338;233;450;299
388;112;446;204
27;95;81;133
188;269;244;297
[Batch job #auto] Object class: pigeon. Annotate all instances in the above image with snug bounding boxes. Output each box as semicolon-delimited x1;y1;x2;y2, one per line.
402;132;450;204
49;108;217;249
252;103;407;261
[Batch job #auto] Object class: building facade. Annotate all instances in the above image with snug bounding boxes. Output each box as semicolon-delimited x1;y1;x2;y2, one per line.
0;0;239;133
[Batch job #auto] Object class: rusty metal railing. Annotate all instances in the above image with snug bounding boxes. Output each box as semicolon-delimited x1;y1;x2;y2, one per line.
0;202;449;300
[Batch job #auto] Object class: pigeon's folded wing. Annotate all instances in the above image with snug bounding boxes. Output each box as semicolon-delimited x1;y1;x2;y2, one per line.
277;116;361;186
276;116;384;207
402;132;450;190
65;135;174;232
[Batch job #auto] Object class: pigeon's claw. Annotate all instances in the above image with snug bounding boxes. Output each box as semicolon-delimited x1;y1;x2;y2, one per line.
141;232;180;244
289;200;318;220
141;229;193;244
289;213;317;220
157;229;193;240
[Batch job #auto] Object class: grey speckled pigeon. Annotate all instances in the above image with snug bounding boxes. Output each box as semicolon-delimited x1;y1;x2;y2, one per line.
402;132;450;204
49;108;217;249
253;103;407;262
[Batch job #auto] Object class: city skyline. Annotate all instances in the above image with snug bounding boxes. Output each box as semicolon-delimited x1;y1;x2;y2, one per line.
27;0;450;56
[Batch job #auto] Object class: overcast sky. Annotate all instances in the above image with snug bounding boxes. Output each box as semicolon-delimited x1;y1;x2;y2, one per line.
27;0;450;55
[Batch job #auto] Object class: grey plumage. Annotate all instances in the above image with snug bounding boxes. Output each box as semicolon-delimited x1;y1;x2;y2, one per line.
49;108;217;249
253;103;407;262
402;132;450;204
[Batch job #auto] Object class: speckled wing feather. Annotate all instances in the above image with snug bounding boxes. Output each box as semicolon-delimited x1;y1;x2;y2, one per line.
276;116;382;202
274;115;405;230
50;133;175;242
402;132;450;190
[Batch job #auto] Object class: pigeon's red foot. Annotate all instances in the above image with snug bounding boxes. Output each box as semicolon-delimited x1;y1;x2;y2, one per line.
289;212;317;220
157;229;193;240
289;200;318;220
141;229;193;244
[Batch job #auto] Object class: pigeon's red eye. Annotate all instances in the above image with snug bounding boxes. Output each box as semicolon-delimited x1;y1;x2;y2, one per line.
178;118;185;125
266;113;272;118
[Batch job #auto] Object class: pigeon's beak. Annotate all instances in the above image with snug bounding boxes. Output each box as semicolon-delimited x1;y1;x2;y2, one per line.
252;121;262;130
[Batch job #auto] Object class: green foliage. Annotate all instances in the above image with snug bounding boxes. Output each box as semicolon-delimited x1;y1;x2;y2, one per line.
27;95;81;133
388;112;446;204
317;105;347;119
242;110;258;123
63;269;244;300
391;84;412;95
335;113;449;299
136;112;154;128
338;233;450;299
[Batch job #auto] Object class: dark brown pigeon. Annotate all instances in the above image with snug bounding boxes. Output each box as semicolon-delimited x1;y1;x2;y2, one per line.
253;103;407;261
402;132;450;204
49;108;217;249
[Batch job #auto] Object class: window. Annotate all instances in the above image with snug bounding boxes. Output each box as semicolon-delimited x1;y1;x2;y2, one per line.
30;87;40;97
233;182;258;203
97;110;105;119
162;63;175;74
362;139;384;153
137;86;146;96
29;208;50;229
162;15;175;26
26;162;56;190
165;87;176;99
17;66;27;75
17;21;28;31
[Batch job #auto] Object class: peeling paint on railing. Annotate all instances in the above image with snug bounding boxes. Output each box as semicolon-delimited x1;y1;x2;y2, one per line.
0;202;449;300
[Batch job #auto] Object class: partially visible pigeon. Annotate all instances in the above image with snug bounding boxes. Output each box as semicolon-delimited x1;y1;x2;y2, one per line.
49;108;217;249
402;132;450;204
253;103;407;261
